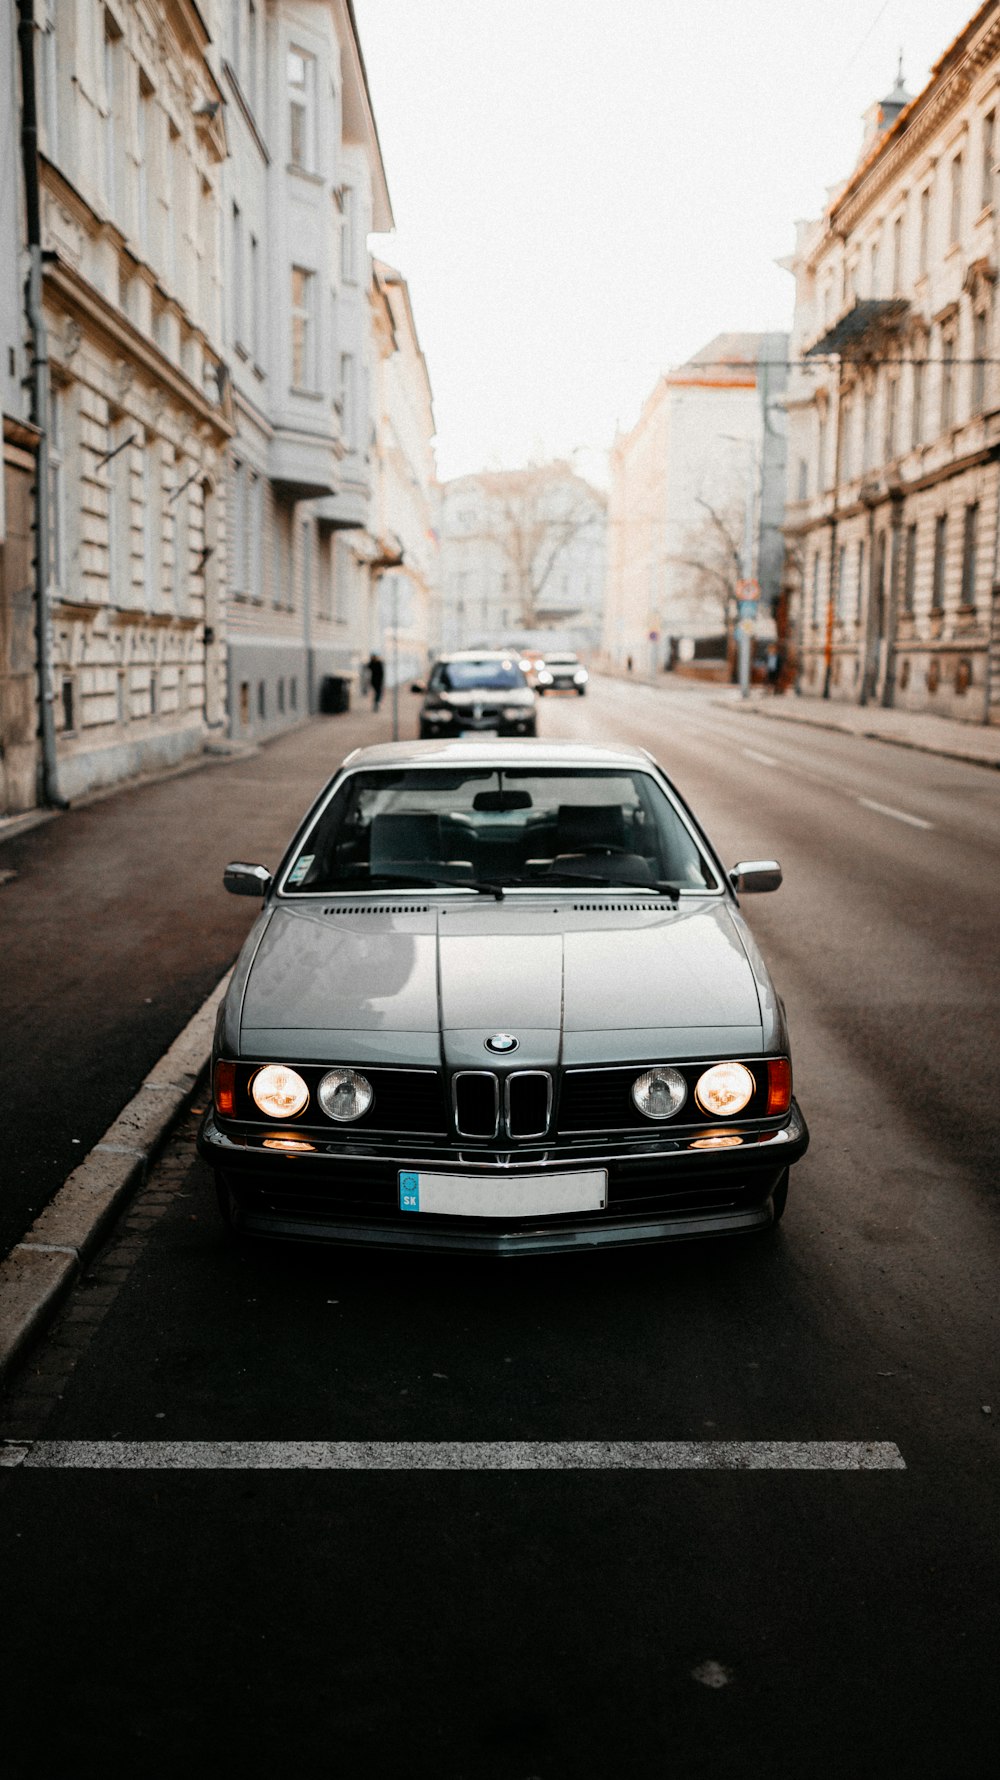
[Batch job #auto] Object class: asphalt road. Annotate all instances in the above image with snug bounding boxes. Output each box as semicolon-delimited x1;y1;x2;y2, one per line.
2;679;999;1777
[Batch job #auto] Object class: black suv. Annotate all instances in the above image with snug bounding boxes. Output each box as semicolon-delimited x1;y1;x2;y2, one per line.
414;653;537;739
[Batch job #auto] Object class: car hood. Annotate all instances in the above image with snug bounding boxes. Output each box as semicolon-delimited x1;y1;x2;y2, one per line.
235;899;775;1067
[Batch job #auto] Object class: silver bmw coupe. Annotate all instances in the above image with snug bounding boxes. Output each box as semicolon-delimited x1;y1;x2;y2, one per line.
199;739;808;1253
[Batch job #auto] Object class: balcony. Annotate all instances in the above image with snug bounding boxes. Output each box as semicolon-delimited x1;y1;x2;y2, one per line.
805;298;910;359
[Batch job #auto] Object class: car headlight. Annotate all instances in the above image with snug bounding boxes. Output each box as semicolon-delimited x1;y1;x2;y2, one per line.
503;706;528;720
318;1068;373;1122
537;671;552;684
632;1067;687;1120
694;1062;755;1117
251;1064;309;1118
573;669;588;683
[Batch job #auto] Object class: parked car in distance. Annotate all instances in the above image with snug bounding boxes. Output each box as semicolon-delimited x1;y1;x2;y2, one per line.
537;652;588;694
516;648;545;687
412;652;537;738
201;738;808;1254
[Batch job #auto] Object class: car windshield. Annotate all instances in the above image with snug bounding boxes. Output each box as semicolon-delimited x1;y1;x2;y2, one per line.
281;766;718;894
435;659;526;692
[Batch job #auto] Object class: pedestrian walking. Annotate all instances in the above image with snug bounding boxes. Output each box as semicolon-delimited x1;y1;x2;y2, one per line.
766;642;785;694
366;651;385;711
626;653;633;673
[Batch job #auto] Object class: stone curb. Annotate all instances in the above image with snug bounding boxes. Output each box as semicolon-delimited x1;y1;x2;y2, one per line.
0;970;231;1387
708;694;1000;772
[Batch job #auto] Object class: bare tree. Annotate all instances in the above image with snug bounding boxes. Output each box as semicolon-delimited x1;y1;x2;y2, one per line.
471;463;603;629
663;494;748;676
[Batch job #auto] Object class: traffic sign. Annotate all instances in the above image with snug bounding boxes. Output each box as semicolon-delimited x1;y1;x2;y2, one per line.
735;578;760;602
648;629;659;641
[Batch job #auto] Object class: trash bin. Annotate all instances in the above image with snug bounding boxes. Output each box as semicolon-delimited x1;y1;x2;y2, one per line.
319;674;350;714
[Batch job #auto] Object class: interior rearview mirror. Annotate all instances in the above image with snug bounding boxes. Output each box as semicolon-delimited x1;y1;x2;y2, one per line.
224;862;273;898
729;859;782;894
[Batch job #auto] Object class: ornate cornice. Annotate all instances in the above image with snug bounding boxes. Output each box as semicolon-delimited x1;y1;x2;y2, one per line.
807;8;1000;261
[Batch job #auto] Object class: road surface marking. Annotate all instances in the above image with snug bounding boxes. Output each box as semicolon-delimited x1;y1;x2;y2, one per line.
857;797;933;830
2;1440;906;1471
741;748;779;767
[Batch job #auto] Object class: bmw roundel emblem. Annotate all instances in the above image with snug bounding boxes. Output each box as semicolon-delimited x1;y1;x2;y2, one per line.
485;1033;518;1054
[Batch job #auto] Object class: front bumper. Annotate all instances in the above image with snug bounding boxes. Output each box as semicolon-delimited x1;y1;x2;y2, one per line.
198;1100;809;1254
421;710;535;735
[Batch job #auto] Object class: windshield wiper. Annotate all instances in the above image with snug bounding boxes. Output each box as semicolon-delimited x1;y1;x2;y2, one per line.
520;870;680;902
362;872;505;899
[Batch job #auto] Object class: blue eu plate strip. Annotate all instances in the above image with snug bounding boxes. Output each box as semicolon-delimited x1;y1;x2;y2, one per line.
399;1172;420;1211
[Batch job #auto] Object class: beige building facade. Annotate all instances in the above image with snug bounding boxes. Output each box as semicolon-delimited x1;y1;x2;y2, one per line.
371;261;438;688
784;4;1000;722
31;0;232;801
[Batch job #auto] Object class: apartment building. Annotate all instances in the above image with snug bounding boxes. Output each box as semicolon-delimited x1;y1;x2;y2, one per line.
371;260;438;687
783;5;1000;721
223;0;395;739
603;334;788;678
22;0;232;801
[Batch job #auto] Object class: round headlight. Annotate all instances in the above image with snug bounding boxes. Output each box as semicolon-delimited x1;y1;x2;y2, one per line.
632;1067;687;1120
694;1062;755;1117
318;1068;374;1122
251;1064;309;1119
573;669;588;683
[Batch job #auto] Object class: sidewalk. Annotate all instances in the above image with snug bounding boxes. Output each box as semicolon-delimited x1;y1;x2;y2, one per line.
709;686;1000;771
0;693;415;1260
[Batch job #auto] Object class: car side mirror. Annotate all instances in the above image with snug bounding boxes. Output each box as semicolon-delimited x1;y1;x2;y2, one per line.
224;862;273;898
410;681;426;695
729;860;782;894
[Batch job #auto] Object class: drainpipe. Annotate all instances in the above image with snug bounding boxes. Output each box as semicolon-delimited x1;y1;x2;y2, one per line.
18;0;65;807
822;360;843;699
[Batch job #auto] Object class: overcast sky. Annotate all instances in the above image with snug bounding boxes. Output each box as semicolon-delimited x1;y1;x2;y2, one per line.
354;0;979;481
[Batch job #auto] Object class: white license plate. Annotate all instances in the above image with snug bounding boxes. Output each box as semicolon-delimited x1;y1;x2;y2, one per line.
398;1169;607;1219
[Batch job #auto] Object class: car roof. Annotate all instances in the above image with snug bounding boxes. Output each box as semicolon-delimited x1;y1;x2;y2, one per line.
339;738;656;771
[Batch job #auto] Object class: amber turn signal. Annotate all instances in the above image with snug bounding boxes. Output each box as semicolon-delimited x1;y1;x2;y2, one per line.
214;1059;236;1117
767;1058;792;1115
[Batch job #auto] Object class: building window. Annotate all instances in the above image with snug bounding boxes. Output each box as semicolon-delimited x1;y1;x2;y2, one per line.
817;405;827;491
902;524;917;613
982;112;995;209
861;385;874;471
277;677;286;714
810;553;821;625
103;13;121;215
839;396;853;482
918;187;930;274
856;540;865;620
940;327;956;431
231;458;247;596
231;202;244;349
340;186;356;281
247;471;262;600
960;502;979;607
972;305;989;413
911;349;925;446
867;234;879;297
61;675;75;734
891;215;903;291
950;153;963;244
142;436;162;610
340;351;354;446
239;680;250;724
48;386;66;590
247;0;259;111
288;48;316;172
40;0;59;159
884;374;899;461
290;266;315;390
931;515;947;612
249;232;260;362
797;458;808;501
137;75;153;250
834;543;846;619
257;680;266;719
290;677;298;711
